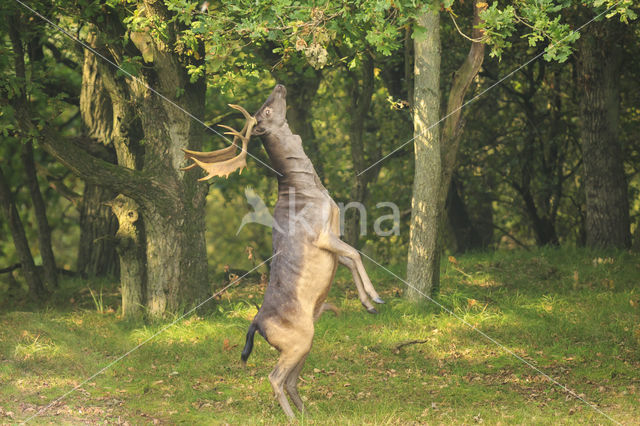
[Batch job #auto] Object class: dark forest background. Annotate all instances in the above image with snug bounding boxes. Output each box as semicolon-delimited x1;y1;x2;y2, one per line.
0;0;638;316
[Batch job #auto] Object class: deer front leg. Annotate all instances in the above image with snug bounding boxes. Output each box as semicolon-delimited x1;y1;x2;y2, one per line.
338;256;378;314
315;233;384;305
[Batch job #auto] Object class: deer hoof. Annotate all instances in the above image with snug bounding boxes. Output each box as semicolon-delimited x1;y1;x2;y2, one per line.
373;297;385;304
367;307;378;314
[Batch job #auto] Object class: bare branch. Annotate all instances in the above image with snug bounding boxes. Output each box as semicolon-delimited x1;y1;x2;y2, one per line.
393;339;428;353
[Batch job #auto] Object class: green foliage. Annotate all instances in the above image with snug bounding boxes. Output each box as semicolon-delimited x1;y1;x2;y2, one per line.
480;0;637;62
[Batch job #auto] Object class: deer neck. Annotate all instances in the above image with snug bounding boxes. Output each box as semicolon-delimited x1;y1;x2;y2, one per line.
261;124;320;193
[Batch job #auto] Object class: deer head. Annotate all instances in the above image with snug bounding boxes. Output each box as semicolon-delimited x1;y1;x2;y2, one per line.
253;84;287;136
182;104;257;180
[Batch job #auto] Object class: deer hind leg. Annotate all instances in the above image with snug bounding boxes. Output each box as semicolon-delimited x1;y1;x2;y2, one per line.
268;330;313;418
338;256;378;313
316;233;384;304
284;354;308;412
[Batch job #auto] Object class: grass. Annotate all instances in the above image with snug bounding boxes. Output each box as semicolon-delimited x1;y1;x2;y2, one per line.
0;247;639;424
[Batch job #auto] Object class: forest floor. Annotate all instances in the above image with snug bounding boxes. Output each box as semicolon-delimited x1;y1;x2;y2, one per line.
1;247;639;425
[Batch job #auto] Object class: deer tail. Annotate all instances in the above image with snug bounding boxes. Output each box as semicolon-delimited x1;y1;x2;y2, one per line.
241;323;259;364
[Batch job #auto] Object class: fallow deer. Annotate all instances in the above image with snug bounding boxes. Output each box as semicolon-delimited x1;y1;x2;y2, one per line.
183;84;384;418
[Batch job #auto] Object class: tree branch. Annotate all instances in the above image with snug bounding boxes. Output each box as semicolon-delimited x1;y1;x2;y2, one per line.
43;41;80;70
8;24;174;212
0;263;22;274
35;162;82;206
492;223;530;250
36;130;172;209
439;0;487;208
393;339;428;353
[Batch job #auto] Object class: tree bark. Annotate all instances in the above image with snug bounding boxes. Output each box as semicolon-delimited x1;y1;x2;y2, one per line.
0;166;47;300
407;1;485;297
134;89;209;316
21;141;58;287
110;195;145;317
438;1;487;210
77;183;119;278
344;55;375;249
407;6;442;300
576;21;630;248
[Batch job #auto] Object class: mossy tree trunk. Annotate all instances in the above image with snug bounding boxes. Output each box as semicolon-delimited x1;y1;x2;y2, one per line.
576;20;630;249
77;182;119;278
110;195;145;317
11;5;210;317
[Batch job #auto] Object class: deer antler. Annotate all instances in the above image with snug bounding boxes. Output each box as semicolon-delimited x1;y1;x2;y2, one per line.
182;104;257;180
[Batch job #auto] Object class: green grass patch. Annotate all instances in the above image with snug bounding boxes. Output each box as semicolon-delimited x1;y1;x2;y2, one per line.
0;247;638;424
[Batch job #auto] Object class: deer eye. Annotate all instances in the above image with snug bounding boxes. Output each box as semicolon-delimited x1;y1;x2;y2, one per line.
264;107;272;116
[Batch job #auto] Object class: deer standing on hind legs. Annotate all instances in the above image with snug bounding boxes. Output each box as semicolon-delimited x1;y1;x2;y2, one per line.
183;84;384;418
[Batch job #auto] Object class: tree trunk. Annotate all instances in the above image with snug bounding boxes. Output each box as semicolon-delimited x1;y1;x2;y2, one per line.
5;16;48;299
21;141;58;287
406;6;442;300
75;26;209;317
514;180;559;246
407;1;485;298
576;21;630;248
344;55;375;249
78;34;147;313
446;177;488;252
111;195;145;317
23;14;211;317
77;183;119;278
135;91;209;316
0;166;47;300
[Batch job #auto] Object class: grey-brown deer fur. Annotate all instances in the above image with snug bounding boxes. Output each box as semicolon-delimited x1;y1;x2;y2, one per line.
183;84;384;418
